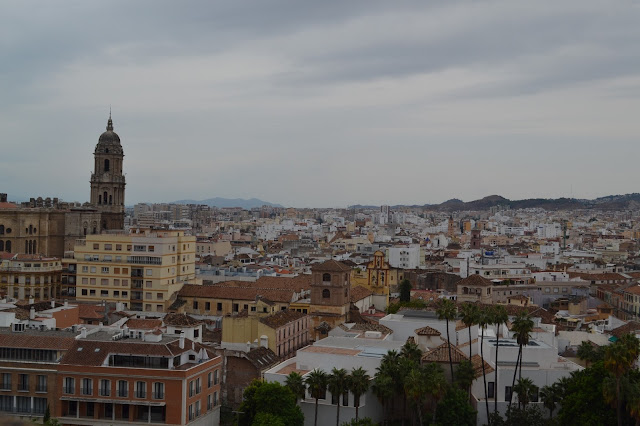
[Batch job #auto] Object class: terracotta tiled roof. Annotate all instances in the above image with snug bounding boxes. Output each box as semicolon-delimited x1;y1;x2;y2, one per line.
245;346;279;369
610;321;640;338
60;338;213;366
78;304;105;320
422;342;468;364
350;285;373;302
350;322;392;335
310;260;352;272
415;326;441;336
568;272;629;282
178;284;295;303
0;332;75;350
126;318;163;329
471;354;494;378
457;275;493;287
259;310;306;329
163;313;201;327
455;320;467;331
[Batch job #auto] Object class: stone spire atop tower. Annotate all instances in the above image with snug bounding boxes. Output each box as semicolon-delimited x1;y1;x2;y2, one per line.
106;111;114;131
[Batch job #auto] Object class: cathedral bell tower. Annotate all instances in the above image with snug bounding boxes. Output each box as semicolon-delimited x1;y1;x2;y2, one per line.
90;114;125;230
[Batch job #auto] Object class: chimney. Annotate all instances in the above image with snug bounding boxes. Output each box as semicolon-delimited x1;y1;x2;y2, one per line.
179;332;185;349
246;341;251;352
260;335;268;349
28;297;34;305
64;300;68;307
29;308;35;320
51;300;55;309
80;327;87;338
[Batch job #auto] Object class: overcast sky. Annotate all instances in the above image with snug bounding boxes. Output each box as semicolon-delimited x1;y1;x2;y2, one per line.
2;1;640;208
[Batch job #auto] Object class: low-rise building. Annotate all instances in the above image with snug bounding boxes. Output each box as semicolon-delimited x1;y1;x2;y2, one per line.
0;253;62;301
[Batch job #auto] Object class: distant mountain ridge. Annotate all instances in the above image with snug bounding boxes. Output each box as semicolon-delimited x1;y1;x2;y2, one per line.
173;197;283;209
350;193;640;211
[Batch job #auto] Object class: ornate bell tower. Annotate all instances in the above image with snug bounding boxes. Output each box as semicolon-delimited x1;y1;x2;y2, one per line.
90;114;125;230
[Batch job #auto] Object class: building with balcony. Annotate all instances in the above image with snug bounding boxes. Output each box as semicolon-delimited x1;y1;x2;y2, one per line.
74;230;196;312
56;329;222;425
0;253;62;301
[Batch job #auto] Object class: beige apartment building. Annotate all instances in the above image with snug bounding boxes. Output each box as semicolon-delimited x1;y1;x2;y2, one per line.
74;230;196;312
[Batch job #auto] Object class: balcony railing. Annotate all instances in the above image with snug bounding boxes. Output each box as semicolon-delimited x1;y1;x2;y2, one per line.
81;387;92;395
99;388;110;397
17;384;29;392
135;390;146;398
63;386;74;394
0;383;10;391
153;391;164;399
36;385;47;393
117;389;128;398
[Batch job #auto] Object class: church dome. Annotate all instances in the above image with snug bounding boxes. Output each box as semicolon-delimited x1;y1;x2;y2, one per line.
95;115;123;155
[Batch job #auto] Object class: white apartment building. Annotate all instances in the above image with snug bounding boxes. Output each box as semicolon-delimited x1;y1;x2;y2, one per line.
387;246;421;269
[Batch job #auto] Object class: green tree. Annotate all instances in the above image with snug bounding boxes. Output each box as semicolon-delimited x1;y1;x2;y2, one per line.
477;308;491;423
512;377;537;409
252;412;286;426
491;305;509;417
328;367;350;426
424;362;448;424
604;334;640;426
557;361;617;426
508;312;533;409
435;388;477;426
238;380;304;426
436;298;458;383
399;279;412;302
348;367;370;422
460;303;479;359
577;341;602;367
400;339;423;364
371;371;394;423
455;359;476;397
404;365;428;426
539;383;560;419
305;369;328;426
340;418;376;426
285;371;306;401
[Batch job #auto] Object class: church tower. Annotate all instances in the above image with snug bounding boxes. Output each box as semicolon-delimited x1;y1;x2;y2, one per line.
90;114;125;230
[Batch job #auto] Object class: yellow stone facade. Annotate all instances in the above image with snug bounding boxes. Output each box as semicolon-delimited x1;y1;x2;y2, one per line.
350;251;402;307
74;229;196;312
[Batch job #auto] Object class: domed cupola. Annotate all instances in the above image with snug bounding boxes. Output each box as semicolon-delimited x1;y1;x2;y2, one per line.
95;115;123;155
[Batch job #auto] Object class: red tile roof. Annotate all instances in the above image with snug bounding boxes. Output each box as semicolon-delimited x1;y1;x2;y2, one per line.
310;260;352;272
350;286;373;302
457;275;493;287
178;284;295;303
415;326;441;336
422;342;468;363
126;319;163;329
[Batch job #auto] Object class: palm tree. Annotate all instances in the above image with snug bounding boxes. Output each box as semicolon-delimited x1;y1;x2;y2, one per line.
477;308;491;423
454;359;476;398
349;367;370;422
491;305;509;416
604;335;640;426
436;298;457;383
377;350;402;422
460;303;479;359
372;373;394;424
404;366;427;426
328;367;349;426
508;312;534;409
540;383;560;419
577;340;596;367
285;371;306;402
304;369;328;426
424;362;447;424
513;377;537;409
401;340;423;364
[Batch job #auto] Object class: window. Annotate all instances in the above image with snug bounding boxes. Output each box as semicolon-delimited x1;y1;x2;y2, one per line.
90;266;97;273
233;303;238;312
193;301;199;309
105;244;112;250
189;380;195;397
214;369;219;385
116;244;122;251
86;401;94;417
82;378;92;395
146;281;153;288
36;375;47;392
18;374;28;391
153;382;164;399
93;244;99;250
134;245;146;252
322;289;330;298
33;397;46;414
81;289;88;296
322;273;331;282
100;379;111;396
208;372;213;388
488;382;495;398
114;291;119;297
205;302;210;311
82;266;88;273
217;303;222;311
101;290;109;296
196;378;201;394
101;279;109;285
188;404;194;421
207;394;213;410
214;391;219;406
0;373;10;390
114;279;120;286
102;267;109;273
505;386;512;402
146;292;152;299
195;400;201;417
148;245;155;252
90;290;96;296
135;381;146;398
342;391;348;406
117;380;128;397
146;269;152;276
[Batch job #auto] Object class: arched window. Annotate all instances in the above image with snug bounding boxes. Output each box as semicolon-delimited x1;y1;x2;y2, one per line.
26;240;31;254
32;240;36;254
322;273;331;283
104;159;110;172
83;228;87;236
29;225;33;235
322;289;330;299
5;241;10;252
0;241;4;251
103;192;108;204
